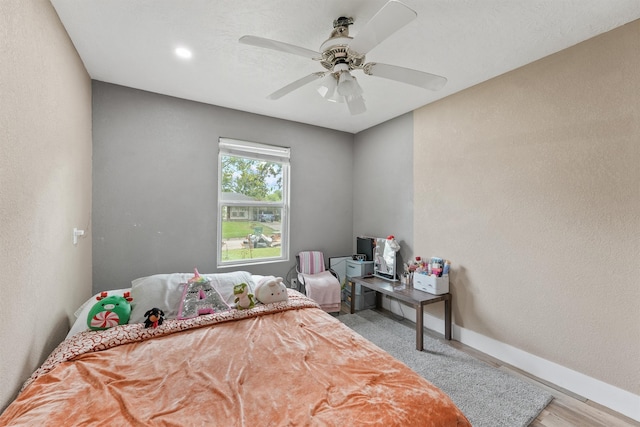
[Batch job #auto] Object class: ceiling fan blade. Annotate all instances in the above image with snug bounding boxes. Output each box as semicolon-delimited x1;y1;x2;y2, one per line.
267;72;327;100
239;35;320;60
364;62;447;91
346;95;367;115
348;0;417;55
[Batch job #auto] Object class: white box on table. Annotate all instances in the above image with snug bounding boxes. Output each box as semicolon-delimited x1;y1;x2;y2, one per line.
413;274;449;295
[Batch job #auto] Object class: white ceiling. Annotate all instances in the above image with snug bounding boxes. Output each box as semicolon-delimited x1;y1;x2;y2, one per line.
50;0;640;134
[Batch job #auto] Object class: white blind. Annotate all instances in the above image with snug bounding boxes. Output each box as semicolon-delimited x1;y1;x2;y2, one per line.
219;138;290;163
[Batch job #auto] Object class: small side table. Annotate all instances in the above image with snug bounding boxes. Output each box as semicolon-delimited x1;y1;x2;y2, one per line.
349;276;452;351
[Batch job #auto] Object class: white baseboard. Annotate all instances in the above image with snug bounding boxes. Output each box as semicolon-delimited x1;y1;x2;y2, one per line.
381;300;640;422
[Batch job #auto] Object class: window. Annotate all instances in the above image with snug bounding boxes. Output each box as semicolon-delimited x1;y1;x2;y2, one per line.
217;138;290;267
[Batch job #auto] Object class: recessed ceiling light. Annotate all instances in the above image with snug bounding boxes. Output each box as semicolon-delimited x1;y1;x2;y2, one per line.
175;47;192;59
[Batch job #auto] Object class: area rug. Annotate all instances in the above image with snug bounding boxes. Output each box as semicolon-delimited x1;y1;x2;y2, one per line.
338;309;553;427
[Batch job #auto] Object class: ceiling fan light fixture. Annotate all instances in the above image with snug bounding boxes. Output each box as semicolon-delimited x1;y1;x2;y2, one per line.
317;73;338;99
337;71;363;97
326;90;344;103
346;95;366;115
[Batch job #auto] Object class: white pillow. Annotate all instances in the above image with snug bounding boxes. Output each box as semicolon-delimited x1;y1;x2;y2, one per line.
203;271;256;306
66;272;259;339
129;273;192;324
129;271;256;324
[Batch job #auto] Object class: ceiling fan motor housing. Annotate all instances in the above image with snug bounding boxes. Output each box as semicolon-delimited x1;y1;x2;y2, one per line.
320;17;365;72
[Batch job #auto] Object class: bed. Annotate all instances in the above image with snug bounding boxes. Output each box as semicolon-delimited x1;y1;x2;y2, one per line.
0;271;470;426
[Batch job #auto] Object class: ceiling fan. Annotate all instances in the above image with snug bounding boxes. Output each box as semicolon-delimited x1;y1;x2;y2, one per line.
239;0;447;115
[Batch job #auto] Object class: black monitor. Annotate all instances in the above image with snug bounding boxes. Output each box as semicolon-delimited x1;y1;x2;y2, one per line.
356;236;375;261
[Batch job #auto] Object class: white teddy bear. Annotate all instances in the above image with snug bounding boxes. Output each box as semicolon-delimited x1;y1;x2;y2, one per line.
255;276;288;304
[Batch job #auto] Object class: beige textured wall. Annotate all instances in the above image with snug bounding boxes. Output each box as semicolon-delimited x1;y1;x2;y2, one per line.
0;0;92;410
413;20;639;394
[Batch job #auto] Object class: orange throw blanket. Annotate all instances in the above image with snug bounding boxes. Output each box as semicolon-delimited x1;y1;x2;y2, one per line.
1;291;470;426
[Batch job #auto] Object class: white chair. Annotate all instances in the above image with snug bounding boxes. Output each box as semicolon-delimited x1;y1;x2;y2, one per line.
296;251;341;313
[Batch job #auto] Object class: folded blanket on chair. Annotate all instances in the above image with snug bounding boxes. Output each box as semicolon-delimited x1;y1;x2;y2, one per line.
298;251;325;274
301;270;341;309
318;302;341;312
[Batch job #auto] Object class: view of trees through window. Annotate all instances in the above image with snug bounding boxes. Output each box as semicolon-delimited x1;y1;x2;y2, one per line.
221;156;282;202
218;150;288;266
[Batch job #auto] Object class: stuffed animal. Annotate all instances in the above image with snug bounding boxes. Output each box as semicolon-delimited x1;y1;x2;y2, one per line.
177;267;230;319
144;307;165;328
87;291;133;330
233;282;255;309
255;276;288;304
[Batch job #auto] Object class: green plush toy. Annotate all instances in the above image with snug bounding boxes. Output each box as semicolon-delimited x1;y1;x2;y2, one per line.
87;291;133;330
233;283;255;310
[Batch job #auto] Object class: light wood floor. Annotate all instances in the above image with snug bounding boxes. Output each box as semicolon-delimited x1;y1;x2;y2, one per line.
340;305;639;427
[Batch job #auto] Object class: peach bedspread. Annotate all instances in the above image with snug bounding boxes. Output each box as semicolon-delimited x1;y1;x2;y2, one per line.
1;293;470;426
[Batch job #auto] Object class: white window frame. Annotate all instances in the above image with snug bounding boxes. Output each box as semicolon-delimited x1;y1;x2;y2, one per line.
217;138;290;268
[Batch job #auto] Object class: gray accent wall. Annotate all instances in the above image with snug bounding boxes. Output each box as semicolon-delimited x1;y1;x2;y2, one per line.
92;81;354;292
353;113;414;266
